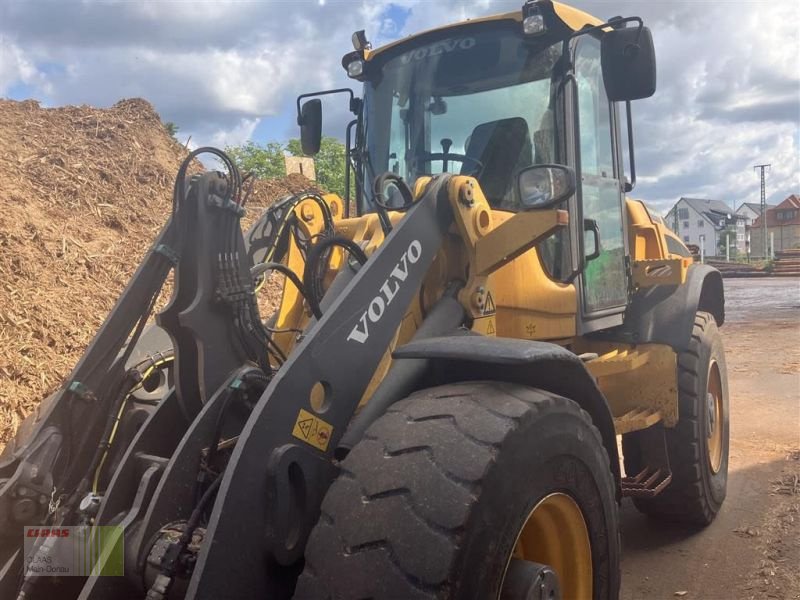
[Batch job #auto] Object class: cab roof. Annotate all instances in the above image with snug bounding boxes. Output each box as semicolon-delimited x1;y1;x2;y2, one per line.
365;2;604;61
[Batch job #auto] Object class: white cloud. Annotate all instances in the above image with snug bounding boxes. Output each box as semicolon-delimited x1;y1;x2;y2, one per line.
380;17;398;37
0;36;49;95
620;1;800;211
0;0;797;210
209;117;261;149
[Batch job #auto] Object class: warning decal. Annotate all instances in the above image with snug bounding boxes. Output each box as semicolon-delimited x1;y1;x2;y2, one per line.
292;408;333;451
472;315;496;336
482;291;496;316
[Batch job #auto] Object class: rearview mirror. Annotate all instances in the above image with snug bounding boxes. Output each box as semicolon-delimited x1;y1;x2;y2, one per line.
517;164;576;209
601;26;656;101
298;99;322;155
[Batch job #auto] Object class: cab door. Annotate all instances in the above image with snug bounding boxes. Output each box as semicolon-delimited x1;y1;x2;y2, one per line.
574;35;629;331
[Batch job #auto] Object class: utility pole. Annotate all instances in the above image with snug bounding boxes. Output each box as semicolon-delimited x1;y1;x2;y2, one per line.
753;164;770;258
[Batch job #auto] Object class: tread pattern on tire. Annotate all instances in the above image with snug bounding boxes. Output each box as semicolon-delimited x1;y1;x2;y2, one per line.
294;381;609;600
627;311;725;524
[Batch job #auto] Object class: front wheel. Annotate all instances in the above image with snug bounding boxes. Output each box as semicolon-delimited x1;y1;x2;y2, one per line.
295;381;620;599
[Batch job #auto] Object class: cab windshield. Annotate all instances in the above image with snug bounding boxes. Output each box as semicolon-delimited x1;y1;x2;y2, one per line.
361;24;564;212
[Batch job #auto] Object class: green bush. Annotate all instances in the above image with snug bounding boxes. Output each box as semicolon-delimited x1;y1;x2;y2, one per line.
226;137;349;198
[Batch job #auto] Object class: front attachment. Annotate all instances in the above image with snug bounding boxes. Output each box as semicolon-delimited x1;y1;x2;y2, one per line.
186;175;454;599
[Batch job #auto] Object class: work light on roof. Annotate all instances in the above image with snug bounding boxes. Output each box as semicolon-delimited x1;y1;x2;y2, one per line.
351;30;371;52
347;59;364;78
522;1;547;35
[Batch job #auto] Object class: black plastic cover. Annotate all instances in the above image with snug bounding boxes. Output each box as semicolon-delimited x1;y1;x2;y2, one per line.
595;263;724;351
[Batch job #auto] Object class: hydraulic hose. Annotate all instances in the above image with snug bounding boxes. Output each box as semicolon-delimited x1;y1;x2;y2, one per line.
145;474;223;600
303;236;368;319
251;261;318;319
372;172;414;235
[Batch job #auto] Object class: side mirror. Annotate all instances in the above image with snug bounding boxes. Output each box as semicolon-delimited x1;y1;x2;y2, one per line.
601;26;656;101
298;99;322;155
517;164;576;209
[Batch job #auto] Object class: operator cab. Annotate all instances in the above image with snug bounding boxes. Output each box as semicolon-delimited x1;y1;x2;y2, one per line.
360;22;563;213
298;0;656;333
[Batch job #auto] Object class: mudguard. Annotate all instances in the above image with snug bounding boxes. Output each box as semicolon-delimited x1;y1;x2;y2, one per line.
393;334;622;493
596;263;724;352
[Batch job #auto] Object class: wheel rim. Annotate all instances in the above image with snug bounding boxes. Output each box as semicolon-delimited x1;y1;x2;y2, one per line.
707;360;724;474
505;492;592;599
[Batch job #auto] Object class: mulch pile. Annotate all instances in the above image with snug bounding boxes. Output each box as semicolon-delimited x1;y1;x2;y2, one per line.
248;173;316;208
0;98;313;443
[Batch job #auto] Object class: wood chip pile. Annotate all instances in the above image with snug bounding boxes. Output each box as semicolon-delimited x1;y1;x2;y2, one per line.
0;98;313;443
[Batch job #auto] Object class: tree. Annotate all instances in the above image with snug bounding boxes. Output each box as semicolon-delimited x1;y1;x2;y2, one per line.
225;141;287;180
286;137;347;198
717;224;738;258
226;137;349;198
164;122;180;140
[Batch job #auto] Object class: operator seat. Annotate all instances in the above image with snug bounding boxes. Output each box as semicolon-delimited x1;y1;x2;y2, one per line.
462;117;532;209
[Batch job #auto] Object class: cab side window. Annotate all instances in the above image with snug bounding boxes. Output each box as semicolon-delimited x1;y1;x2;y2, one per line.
575;36;628;313
576;45;615;180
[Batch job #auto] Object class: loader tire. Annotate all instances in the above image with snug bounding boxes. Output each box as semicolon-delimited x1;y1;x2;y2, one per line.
623;311;729;525
295;381;620;599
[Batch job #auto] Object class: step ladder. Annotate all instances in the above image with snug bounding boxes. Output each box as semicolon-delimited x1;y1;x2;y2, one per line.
620;424;673;498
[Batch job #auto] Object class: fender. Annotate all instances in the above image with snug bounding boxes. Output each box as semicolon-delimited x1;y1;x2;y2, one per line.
594;263;724;352
393;334;622;495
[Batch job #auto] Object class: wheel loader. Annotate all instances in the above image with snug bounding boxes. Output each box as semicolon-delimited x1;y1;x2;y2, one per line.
0;1;729;598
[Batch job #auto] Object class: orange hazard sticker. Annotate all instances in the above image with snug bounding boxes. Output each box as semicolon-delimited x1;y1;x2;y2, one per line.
292;409;333;451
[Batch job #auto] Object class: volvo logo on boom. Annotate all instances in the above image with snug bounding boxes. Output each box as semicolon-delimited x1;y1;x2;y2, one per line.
347;240;422;344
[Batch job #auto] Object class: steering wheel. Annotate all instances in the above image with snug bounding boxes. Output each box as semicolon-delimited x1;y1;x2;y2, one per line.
415;152;484;176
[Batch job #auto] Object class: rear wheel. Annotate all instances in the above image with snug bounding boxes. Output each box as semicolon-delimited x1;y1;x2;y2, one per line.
623;311;729;524
295;381;619;599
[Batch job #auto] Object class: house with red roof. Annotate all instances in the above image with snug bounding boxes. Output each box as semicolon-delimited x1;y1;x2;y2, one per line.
750;195;800;256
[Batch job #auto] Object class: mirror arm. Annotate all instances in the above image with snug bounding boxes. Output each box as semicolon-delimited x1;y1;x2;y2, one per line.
569;15;643;42
624;101;636;193
344;119;358;218
296;88;359;124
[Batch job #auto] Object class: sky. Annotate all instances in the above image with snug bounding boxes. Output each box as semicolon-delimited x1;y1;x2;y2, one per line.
1;0;798;215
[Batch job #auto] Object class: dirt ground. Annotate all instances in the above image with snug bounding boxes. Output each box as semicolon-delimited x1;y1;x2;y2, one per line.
621;277;800;600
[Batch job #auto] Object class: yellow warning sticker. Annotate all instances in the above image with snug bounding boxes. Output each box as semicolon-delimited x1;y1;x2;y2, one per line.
292;408;333;451
482;290;496;316
472;315;496;336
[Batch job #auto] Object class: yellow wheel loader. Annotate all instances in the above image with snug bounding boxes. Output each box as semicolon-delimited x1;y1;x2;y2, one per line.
0;1;729;599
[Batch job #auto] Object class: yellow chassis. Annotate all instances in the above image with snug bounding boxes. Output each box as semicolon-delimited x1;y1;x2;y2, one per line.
265;177;693;436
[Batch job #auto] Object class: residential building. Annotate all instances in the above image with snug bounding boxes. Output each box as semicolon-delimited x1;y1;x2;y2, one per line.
750;195;800;256
736;202;775;227
735;202;775;254
665;197;743;258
